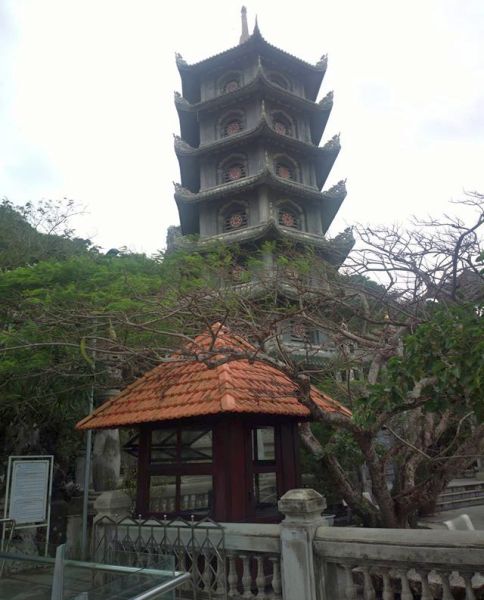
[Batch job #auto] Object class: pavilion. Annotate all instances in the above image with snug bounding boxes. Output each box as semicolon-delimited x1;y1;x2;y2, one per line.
76;324;350;522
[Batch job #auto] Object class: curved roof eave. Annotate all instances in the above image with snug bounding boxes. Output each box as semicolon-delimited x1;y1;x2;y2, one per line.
174;169;325;204
176;28;326;76
174;119;330;160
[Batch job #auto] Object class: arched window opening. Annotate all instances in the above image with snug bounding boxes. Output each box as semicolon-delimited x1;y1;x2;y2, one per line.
224;119;242;136
223;208;248;232
218;154;248;186
275;159;297;181
224;163;246;182
219;111;245;138
278;206;301;229
268;72;290;90
272;112;293;137
220;73;242;94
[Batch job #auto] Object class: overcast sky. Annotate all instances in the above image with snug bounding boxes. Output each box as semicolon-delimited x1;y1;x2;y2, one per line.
1;0;483;254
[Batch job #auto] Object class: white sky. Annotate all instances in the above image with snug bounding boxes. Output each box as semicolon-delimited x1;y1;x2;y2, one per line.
1;0;483;254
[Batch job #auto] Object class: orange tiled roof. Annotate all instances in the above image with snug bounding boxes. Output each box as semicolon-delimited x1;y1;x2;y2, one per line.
76;324;350;430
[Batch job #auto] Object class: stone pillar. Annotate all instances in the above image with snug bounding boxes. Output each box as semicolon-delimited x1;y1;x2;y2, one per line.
91;389;122;492
278;489;326;600
92;429;121;492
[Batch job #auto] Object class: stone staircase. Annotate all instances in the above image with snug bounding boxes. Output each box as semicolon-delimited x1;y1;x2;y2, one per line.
435;479;484;511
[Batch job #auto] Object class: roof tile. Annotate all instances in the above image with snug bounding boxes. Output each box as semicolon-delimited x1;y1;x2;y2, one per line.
76;324;350;430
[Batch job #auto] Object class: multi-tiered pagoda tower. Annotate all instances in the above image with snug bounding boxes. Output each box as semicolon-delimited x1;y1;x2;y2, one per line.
171;8;353;268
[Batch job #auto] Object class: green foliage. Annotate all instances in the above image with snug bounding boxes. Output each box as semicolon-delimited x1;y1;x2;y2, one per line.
0;199;94;269
353;304;484;426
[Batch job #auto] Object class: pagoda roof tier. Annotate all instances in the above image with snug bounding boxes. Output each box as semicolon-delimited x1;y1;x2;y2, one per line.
175;128;339;193
175;106;336;157
175;129;340;192
175;178;347;236
174;69;333;147
76;323;350;430
176;24;327;103
172;219;354;268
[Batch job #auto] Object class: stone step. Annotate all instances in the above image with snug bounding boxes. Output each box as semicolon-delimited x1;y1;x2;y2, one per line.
438;482;484;499
435;494;484;512
438;488;484;502
445;481;484;491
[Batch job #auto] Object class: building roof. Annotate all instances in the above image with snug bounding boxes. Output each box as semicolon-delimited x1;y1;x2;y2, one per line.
76;324;350;430
170;220;354;268
176;24;327;103
174;69;333;147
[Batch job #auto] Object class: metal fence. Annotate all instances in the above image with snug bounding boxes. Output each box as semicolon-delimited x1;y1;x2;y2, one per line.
93;515;226;599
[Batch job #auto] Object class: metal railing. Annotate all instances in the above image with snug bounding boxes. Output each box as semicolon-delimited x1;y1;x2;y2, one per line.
0;544;191;600
93;515;226;598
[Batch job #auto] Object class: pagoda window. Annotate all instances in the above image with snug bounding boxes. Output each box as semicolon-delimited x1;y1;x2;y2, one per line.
220;72;242;95
271;111;294;137
219;154;248;184
221;202;249;232
274;155;299;181
278;203;302;230
219;110;245;138
284;320;320;345
224;163;247;182
268;72;291;90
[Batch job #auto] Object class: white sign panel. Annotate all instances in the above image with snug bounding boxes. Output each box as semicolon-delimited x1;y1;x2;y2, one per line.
8;459;50;524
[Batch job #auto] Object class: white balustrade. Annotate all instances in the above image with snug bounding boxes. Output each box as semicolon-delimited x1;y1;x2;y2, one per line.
314;527;484;600
93;488;484;600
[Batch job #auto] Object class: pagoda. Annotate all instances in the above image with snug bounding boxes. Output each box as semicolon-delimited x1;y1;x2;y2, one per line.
171;7;353;268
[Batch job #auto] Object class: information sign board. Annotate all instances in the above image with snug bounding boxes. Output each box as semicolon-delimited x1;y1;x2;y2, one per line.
8;459;50;524
2;455;54;555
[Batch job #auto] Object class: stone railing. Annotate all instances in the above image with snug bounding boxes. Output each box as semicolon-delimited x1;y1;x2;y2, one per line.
91;488;484;600
224;523;282;598
315;527;484;600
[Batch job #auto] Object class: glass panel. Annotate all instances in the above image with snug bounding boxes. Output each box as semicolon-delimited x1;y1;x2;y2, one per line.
149;475;177;513
252;427;275;462
253;472;277;508
180;429;212;463
179;475;213;515
151;429;177;463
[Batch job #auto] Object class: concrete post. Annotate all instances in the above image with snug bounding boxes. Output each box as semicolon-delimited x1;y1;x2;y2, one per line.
93;489;132;520
278;488;326;600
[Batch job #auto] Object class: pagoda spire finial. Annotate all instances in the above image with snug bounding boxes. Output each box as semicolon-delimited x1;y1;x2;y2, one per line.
240;6;249;44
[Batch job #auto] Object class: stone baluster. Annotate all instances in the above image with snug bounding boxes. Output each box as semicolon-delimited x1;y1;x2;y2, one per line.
255;555;265;596
342;564;357;600
381;568;394;600
362;566;376;600
440;571;453;600
269;556;282;599
399;569;413;600
418;569;432;600
240;554;254;598
463;572;476;600
227;553;238;597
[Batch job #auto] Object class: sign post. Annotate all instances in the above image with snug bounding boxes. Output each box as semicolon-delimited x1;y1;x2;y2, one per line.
3;455;54;556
